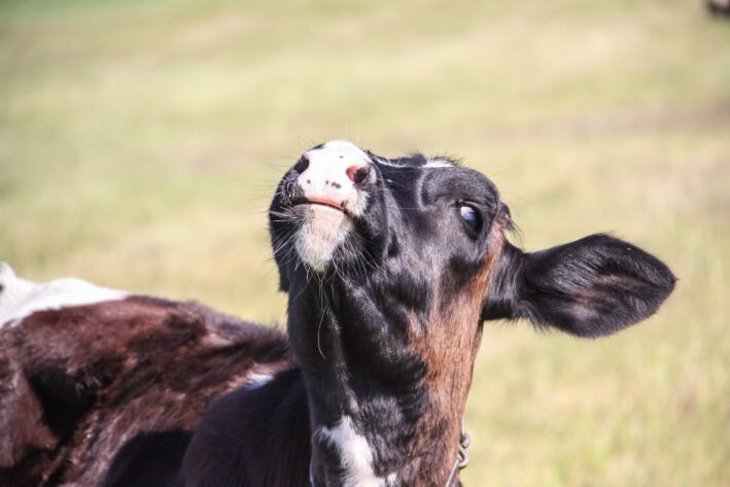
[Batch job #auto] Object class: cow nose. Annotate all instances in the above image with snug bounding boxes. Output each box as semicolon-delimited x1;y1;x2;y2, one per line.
346;164;370;186
295;141;373;213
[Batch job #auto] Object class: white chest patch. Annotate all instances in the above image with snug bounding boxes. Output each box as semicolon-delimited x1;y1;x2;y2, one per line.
0;263;127;328
316;415;385;487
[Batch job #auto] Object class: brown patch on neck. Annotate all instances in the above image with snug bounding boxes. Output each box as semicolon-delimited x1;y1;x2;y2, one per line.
407;226;507;484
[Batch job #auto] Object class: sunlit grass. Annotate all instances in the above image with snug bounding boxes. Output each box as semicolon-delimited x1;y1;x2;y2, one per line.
1;1;729;485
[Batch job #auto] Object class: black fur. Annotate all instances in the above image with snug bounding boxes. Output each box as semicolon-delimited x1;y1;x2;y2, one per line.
483;235;676;337
181;369;310;487
103;431;192;487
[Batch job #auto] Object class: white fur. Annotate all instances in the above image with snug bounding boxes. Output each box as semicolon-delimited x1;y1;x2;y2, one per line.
244;370;274;390
423;158;454;168
317;415;385;487
0;263;126;328
294;140;370;271
295;205;353;272
299;140;371;218
369;155;407;168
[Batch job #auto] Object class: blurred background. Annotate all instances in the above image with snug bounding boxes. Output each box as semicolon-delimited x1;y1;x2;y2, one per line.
1;0;728;485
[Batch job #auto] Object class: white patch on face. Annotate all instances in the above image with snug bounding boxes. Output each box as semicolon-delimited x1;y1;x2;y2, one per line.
370;157;406;168
423;158;454;168
0;263;127;328
370;154;453;169
316;415;385;487
294;140;370;271
298;140;371;218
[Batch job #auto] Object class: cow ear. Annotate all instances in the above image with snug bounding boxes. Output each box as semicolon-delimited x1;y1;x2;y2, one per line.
482;234;676;337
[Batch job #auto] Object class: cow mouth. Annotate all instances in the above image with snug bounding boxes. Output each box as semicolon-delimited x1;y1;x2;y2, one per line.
288;197;355;272
291;197;349;215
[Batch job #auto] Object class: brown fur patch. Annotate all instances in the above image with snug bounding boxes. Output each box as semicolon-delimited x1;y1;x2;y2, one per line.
406;226;506;485
0;296;291;486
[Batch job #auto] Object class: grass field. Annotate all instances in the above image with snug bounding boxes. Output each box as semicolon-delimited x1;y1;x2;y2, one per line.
1;1;729;485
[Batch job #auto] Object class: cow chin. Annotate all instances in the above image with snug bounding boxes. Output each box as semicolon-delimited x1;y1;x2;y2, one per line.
294;206;353;272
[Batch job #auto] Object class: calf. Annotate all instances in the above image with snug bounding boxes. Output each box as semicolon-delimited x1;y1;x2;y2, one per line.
0;141;675;486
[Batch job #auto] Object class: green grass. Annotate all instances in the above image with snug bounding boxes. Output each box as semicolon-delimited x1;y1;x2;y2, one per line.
1;1;729;485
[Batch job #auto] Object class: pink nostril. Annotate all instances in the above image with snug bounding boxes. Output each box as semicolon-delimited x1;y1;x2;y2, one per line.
346;165;370;185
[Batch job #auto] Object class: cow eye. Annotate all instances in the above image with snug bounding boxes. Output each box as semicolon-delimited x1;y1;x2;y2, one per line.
458;204;482;235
